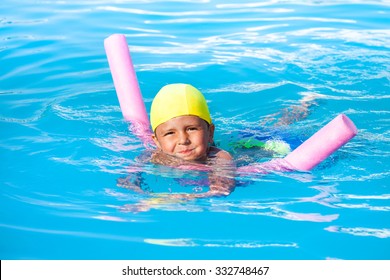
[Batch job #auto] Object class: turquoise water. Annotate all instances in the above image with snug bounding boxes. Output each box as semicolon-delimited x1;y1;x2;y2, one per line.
1;0;389;260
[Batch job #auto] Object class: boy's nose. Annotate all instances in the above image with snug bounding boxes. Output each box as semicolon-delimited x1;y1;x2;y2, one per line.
178;131;190;145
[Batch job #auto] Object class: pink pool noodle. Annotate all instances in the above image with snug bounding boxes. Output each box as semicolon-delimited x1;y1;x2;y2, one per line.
284;114;358;171
238;114;357;174
104;34;150;128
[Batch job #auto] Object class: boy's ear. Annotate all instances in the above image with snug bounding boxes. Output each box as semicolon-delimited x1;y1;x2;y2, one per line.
152;134;161;149
208;124;215;143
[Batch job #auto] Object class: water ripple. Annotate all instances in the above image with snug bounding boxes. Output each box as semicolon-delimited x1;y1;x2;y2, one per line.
144;238;299;248
325;226;390;238
144;16;357;25
120;195;340;223
217;1;390;8
0;223;142;242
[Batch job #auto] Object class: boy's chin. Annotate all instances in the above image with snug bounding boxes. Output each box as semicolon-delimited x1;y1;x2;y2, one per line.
175;153;207;162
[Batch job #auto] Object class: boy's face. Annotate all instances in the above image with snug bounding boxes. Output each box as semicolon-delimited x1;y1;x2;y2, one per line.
152;115;214;161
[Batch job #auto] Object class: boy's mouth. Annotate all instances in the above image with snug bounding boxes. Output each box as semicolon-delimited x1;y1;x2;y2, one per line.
178;149;194;155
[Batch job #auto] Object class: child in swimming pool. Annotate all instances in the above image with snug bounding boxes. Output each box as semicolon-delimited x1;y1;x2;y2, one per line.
149;83;235;197
118;83;318;202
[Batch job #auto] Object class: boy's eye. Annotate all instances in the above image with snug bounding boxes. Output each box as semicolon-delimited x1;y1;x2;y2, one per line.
188;127;198;131
163;131;174;136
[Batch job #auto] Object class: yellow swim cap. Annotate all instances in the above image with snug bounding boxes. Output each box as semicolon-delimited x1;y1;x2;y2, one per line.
150;84;212;131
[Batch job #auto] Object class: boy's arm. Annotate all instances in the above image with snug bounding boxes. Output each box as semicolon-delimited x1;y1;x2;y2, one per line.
260;93;319;127
207;147;236;197
117;172;145;193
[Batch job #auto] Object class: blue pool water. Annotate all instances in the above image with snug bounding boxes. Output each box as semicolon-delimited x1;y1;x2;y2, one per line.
1;0;389;260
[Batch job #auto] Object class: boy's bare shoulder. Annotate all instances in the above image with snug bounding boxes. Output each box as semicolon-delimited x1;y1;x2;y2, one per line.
208;146;233;161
